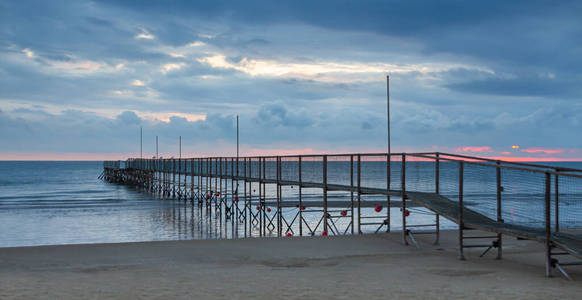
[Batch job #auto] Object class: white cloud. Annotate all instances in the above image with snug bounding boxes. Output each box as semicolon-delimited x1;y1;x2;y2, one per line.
22;48;35;58
135;29;155;40
132;79;145;86
197;54;493;83
187;41;206;47
199;75;222;80
161;63;186;74
140;112;206;123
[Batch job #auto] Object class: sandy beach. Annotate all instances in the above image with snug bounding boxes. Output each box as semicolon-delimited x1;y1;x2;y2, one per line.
0;230;580;299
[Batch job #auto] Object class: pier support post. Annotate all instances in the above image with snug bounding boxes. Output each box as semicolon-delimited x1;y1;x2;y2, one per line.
299;156;303;236
350;155;354;235
545;172;552;277
402;154;407;245
357;155;361;234
276;156;283;237
435;153;440;245
496;161;503;259
323;155;328;235
386;153;390;233
458;161;465;260
555;174;559;232
172;158;176;198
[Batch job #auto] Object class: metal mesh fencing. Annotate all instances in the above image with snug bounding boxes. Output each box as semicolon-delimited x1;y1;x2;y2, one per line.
462;162;498;220
405;155;436;194
439;160;460;201
281;156;300;182
301;156;323;184
556;173;582;230
389;154;402;191
359;154;388;190
327;155;353;187
264;157;277;181
500;167;547;229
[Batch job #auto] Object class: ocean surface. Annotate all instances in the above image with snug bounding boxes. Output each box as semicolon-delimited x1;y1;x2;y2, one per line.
1;161;581;248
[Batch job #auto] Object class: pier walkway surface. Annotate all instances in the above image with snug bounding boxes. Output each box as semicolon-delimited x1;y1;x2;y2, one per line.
103;152;582;279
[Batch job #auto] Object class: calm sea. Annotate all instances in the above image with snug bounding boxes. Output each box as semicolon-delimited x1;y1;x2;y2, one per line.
1;161;581;247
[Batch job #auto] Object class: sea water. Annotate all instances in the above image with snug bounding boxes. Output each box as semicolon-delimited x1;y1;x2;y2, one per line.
1;161;581;247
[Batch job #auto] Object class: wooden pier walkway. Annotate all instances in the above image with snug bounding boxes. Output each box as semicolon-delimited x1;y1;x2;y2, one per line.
103;152;582;279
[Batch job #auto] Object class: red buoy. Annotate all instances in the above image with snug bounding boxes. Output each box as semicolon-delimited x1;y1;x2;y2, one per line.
216;192;220;197
267;207;272;213
234;195;239;201
405;209;410;217
322;231;328;236
300;206;306;211
256;206;261;211
374;205;382;212
253;189;256;192
206;194;211;199
286;233;292;237
341;210;348;216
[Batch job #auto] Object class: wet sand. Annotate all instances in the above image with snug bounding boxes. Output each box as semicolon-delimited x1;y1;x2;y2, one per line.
0;230;580;299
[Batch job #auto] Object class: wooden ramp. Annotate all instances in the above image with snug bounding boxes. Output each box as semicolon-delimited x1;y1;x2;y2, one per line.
406;191;582;259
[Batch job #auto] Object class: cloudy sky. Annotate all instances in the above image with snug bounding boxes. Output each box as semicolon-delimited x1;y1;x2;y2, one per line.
1;0;581;160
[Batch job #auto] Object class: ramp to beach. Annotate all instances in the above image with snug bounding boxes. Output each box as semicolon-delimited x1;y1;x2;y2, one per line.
406;191;582;260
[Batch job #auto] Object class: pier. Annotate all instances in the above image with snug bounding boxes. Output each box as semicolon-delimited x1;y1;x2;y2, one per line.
103;152;582;279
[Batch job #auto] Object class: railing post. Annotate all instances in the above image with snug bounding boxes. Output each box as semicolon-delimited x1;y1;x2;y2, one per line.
243;157;247;236
323;155;328;235
386;153;391;233
435;153;440;245
401;154;407;245
496;160;503;259
208;158;212;197
350;155;354;235
192;158;195;198
277;156;282;237
257;157;265;236
545;172;552;277
357;154;361;234
172;158;176;198
458;161;465;260
299;156;303;236
555;174;559;232
231;157;234;218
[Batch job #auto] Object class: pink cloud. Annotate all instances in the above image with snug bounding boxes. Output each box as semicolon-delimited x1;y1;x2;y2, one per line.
454;146;493;153
244;148;326;156
485;156;582;162
520;147;566;155
500;151;511;155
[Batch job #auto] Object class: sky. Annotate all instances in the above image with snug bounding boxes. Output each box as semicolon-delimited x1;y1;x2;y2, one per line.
1;0;581;160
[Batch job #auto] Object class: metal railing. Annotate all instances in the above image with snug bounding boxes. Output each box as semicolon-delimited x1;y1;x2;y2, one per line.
105;152;582;277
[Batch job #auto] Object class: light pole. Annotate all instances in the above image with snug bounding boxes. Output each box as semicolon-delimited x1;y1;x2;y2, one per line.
236;115;239;159
387;75;391;192
140;126;143;159
387;75;390;159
